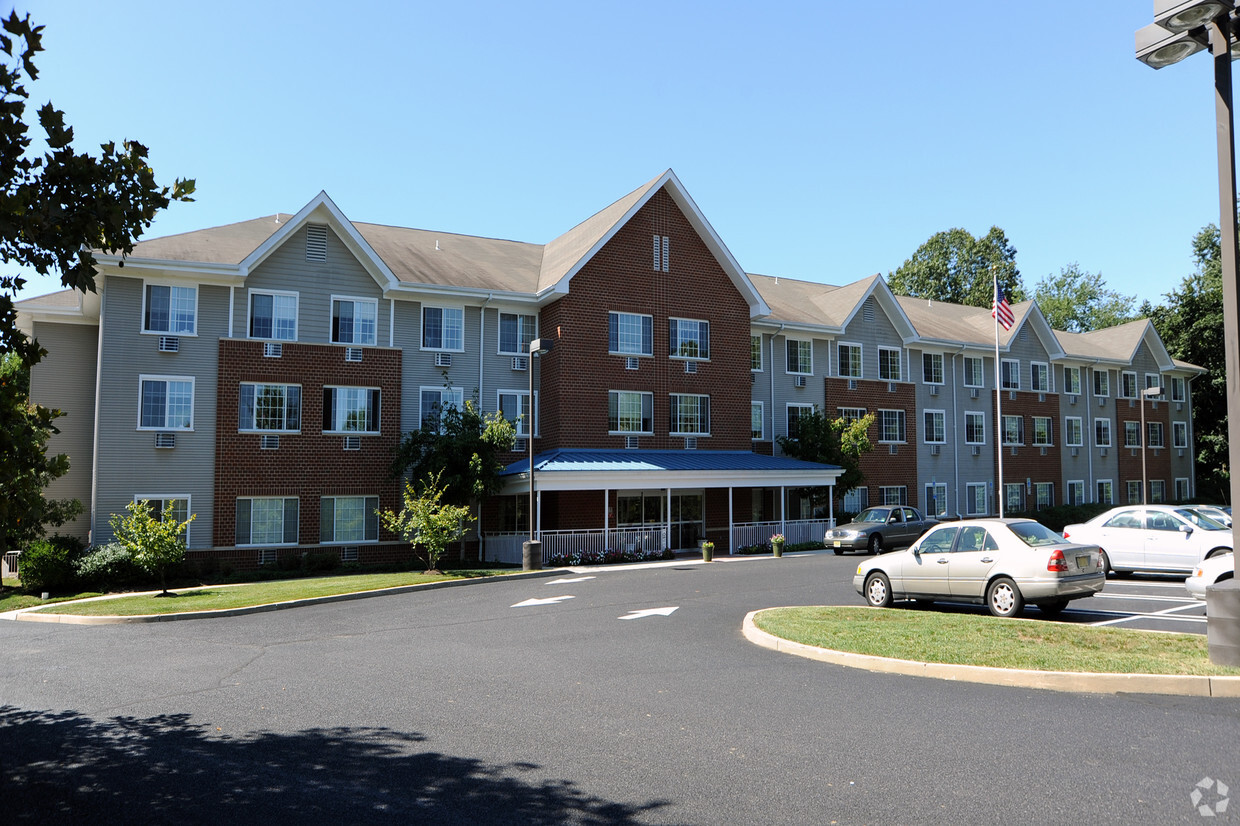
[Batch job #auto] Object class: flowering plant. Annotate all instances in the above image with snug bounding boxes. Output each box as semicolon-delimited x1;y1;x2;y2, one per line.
701;540;715;550
770;533;785;543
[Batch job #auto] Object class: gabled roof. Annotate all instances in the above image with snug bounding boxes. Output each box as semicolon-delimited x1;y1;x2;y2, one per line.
1058;318;1185;371
749;273;916;338
124;216;284;266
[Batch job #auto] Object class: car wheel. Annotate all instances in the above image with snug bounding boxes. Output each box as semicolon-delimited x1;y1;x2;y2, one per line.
1099;549;1112;576
864;572;893;608
833;547;844;556
868;534;882;555
1038;600;1069;616
986;577;1024;618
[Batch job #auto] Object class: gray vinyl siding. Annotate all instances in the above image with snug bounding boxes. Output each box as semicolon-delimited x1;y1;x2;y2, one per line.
29;320;99;542
93;276;224;548
750;331;772;441
394;298;484;435
770;334;828;447
839;300;902;380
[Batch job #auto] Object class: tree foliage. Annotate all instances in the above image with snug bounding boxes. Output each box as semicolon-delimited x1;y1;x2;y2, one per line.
1144;224;1228;501
1032;263;1137;332
390;389;517;507
109;499;195;596
0;12;193;553
888;226;1024;308
776;410;875;511
379;472;475;572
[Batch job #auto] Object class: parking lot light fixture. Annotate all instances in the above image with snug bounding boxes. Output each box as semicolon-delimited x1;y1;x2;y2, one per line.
523;336;551;571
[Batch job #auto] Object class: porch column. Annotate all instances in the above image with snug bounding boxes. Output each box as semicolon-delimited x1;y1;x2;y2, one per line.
666;488;672;552
780;486;786;537
603;489;609;541
728;486;734;555
829;484;835;528
536;490;542;540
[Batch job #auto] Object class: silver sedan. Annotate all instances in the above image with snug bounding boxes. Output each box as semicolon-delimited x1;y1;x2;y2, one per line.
853;519;1106;618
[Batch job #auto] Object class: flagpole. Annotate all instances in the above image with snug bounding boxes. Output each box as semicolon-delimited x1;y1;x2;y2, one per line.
993;270;1005;518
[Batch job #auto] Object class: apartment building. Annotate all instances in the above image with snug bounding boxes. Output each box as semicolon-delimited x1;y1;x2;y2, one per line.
16;170;1202;565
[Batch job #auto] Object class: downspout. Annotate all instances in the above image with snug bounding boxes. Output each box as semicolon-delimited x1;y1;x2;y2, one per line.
1187;374;1198;499
90;277;107;546
472;293;494;561
1085;358;1100;502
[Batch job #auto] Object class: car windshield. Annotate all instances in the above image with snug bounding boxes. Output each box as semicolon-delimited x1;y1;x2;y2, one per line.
1007;521;1065;547
854;508;891;524
1177;508;1228;530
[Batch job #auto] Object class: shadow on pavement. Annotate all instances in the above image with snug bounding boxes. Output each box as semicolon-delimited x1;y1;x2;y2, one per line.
0;705;671;825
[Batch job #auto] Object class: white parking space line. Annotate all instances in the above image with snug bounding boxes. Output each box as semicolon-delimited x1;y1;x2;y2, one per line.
1090;601;1206;627
1092;593;1201;603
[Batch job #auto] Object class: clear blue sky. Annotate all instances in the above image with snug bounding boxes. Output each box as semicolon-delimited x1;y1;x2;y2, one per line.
14;1;1229;309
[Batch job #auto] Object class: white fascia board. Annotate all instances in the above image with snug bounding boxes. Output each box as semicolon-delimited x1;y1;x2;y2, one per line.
93;254;246;286
838;277;917;340
1139;323;1176;370
501;467;842;494
382;282;541;306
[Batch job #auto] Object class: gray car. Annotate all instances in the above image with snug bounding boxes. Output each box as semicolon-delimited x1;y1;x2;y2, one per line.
825;506;938;555
853;518;1106;618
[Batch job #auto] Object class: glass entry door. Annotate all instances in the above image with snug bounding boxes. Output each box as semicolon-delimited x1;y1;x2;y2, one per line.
617;490;703;551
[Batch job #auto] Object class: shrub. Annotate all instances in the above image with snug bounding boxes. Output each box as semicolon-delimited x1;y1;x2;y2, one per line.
18;538;82;594
301;551;340;573
74;542;144;590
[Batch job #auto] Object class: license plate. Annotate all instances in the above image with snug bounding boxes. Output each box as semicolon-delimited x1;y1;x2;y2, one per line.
833;540;842;548
1076;555;1090;569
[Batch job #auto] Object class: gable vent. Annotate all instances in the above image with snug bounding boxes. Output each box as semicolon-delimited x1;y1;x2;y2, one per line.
158;336;180;353
345;347;363;363
306;225;328;262
863;301;875;323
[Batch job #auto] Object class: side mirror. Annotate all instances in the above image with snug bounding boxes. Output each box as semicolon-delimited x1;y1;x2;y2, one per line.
1180;524;1193;534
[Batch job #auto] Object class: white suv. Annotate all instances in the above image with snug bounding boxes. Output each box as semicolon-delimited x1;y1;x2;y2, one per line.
1063;506;1233;575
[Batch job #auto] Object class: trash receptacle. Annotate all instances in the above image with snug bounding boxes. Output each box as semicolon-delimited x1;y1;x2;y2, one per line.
522;539;543;571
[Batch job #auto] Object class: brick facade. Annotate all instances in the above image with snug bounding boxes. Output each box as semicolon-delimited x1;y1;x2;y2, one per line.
992;391;1063;508
824;377;919;508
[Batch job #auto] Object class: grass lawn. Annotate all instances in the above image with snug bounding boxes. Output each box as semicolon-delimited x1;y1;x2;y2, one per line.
21;568;515;617
753;606;1240;677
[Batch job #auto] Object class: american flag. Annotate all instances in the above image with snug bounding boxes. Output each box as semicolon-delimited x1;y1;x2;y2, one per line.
992;285;1014;330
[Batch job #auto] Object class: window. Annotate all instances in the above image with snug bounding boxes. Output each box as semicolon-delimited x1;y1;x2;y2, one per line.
652;235;669;272
1094;418;1112;448
1035;483;1053;510
1093;370;1110;397
420;387;464;432
1171;376;1186;402
843;487;869;513
499;312;537;355
249;290;298;341
1032;416;1052;446
134;496;191;544
1097;480;1114;505
1001;359;1020;390
925;483;948;517
966;483;988;516
1149;480;1166;504
1067;480;1085;506
1031;362;1050;393
1124;421;1141;448
1064;366;1081;396
608;391;653;434
837;343;860;378
143;284;196;334
1002;415;1023;446
922;353;944;385
880;486;907;506
670;394;710;435
964;357;984;388
1065;416;1083;447
965;411;986;444
324;387;380;433
878;347;902;381
751;402;764;440
1126;480;1143;504
923;410;945;444
838;407;866;423
236;497;298;546
787;339;813;375
1174;421;1188;449
787;404;815;439
331;297;378;346
320;496;379;544
139;376;194;430
669;318;710;360
1120;371;1138;399
878;409;905;443
1148;421;1164;448
240;383;301;432
609;312;653;357
751;336;763;371
1004;483;1025;512
1175;478;1190;501
1145;373;1164;398
422;306;464;351
499;390;536;437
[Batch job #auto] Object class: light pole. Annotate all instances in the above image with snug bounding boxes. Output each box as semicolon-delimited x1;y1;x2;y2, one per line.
523;336;551;571
1136;0;1240;664
1140;385;1163;503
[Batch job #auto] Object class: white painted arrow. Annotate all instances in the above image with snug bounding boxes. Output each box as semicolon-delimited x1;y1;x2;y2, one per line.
619;606;679;620
511;595;575;608
547;576;596;585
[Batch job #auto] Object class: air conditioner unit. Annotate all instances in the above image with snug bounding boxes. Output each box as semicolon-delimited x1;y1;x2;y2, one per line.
1176;402;1183;412
848;379;858;390
929;444;940;456
154;433;176;449
1071;447;1079;457
794;375;807;388
434;352;452;368
1039;446;1047;456
1128;399;1135;408
888;382;897;392
260;435;280;450
684;436;697;449
511;356;527;371
1068;394;1077;405
1100;448;1108;457
1008;391;1017;401
626;356;639;370
343;435;361;451
340;546;359;563
158;336;179;352
929;385;938;396
1010;446;1018;456
971;445;981;456
888;444;898;455
1097;396;1106;407
1038;392;1046;403
513;438;527;453
970;388;979;399
345;347;363;363
751;373;756;384
257;549;277;567
684;361;697;374
625;436;639;450
264;342;282;358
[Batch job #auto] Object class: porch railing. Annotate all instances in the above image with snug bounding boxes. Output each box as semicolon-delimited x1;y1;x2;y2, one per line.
731;519;832;550
482;528;669;566
1;551;18;579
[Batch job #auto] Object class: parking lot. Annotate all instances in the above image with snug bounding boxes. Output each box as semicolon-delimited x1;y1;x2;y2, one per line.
1068;574;1209;634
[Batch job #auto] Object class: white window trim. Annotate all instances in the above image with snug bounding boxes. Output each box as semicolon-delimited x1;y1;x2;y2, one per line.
787;338;815;376
236;496;299;547
133;494;192;546
247;288;300;342
1063;366;1082;396
922;409;946;444
669;317;710;362
1031;361;1051;393
922;352;945;385
324;386;381;435
497;389;538;437
1032;416;1053;447
786;403;816;436
1171;376;1187;402
836;341;861;379
1148;421;1165;448
1067;480;1085;506
964;411;986;445
1145;373;1164;398
877;346;903;382
320;495;380;545
1065;416;1083;447
925;483;948;517
1001;358;1021;390
965;482;988;516
239;382;302;433
1173;421;1188;449
1120;370;1138;399
1097;479;1114;505
497;311;538;356
963;356;985;388
1175;477;1191;500
1123;420;1142;448
670;393;711;436
1001;414;1024;446
137;374;195;431
1093;370;1110;398
329;294;379;346
608;311;654;358
608;389;654;435
141;280;199;336
1094;418;1112;448
421;305;466;353
877;408;906;444
419;386;465;432
751;335;764;372
751;401;765;441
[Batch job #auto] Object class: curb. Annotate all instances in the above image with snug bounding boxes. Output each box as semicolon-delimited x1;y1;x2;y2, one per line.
6;569;562;625
741;609;1240;698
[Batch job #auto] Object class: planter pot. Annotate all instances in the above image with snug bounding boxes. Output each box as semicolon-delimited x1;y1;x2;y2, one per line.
701;544;714;562
772;541;784;558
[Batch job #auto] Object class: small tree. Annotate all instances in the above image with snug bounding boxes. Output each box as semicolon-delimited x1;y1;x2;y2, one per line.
777;410;876;514
109;500;195;596
378;472;474;572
